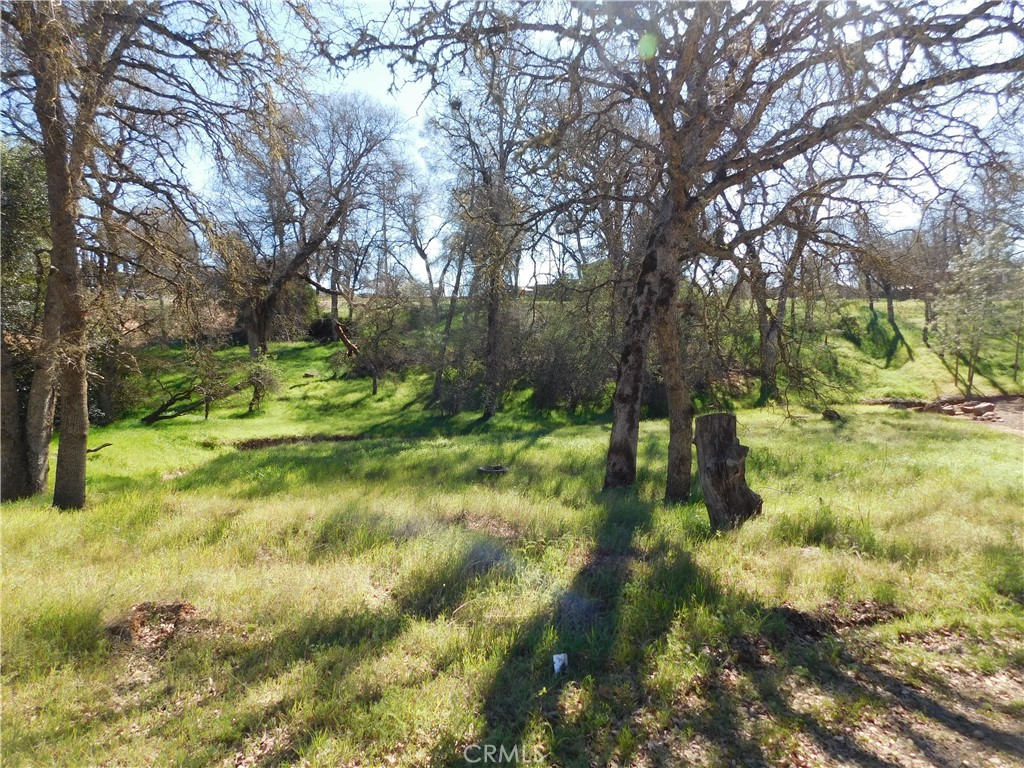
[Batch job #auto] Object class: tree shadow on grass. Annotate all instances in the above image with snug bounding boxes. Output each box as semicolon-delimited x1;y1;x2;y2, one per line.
138;537;519;767
424;488;1024;767
426;490;711;766
866;310;914;369
174;428;552;500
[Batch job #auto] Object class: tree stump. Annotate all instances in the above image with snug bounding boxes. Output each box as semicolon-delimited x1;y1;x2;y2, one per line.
694;413;763;531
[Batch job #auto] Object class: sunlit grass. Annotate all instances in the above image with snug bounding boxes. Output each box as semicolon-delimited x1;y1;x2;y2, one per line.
3;304;1023;766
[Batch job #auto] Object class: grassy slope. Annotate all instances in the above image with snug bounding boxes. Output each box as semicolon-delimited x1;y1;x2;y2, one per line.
829;300;1023;401
2;301;1022;767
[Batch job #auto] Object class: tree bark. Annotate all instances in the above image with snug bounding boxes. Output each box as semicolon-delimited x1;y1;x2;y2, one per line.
433;245;466;402
97;349;118;425
884;284;896;326
603;197;679;491
694;413;762;531
1013;317;1021;383
481;272;502;419
52;336;88;509
1;338;30;502
755;294;781;405
246;298;272;358
922;297;933;345
330;238;341;342
655;293;694;503
26;4;91;508
23;287;59;496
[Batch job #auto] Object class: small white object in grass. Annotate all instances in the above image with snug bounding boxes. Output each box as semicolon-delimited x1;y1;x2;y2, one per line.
553;653;568;674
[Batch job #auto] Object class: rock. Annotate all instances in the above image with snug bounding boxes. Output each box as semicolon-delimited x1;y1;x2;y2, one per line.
822;408;843;422
940;405;957;416
302;370;319;378
967;401;995;415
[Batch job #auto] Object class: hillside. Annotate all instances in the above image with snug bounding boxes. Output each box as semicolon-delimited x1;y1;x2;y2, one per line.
2;300;1023;767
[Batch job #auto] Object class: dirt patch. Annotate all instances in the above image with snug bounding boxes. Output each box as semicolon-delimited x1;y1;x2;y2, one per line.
759;600;906;645
107;601;198;653
224;727;294;768
870;394;1024;437
234;433;365;451
451;511;522;541
815;598;906;631
647;614;1024;767
984;396;1024;436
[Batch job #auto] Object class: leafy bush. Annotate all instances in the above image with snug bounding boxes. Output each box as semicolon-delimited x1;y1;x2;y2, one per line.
525;306;613;410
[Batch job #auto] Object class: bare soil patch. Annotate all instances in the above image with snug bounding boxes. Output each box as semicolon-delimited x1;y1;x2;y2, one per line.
107;601;198;653
869;394;1024;437
224;726;295;768
451;510;522;540
632;606;1023;767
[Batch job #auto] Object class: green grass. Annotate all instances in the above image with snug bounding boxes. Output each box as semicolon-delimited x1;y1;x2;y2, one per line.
829;301;1023;400
2;302;1023;766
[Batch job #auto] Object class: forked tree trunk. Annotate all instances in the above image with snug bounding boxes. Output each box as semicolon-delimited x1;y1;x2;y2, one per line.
694;413;762;531
655;293;694;503
966;348;977;398
604;197;680;491
30;12;90;508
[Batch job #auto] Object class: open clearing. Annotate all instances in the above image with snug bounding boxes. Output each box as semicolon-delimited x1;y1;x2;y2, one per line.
3;331;1022;766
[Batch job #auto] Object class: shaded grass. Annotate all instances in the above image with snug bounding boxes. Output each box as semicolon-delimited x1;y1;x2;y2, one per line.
3;330;1023;766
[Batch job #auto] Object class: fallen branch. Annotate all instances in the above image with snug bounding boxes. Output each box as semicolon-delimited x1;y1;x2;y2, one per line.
140;386;199;425
86;443;113;454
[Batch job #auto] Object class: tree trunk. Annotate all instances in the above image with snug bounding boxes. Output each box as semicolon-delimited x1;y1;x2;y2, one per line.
53;338;88;509
966;349;977;398
655;294;694;503
694;413;762;531
1013;317;1021;383
603;198;679;491
885;288;896;326
1;338;30;502
330;239;341;341
433;247;466;402
246;299;271;358
757;307;781;404
23;291;59;496
749;249;791;406
922;297;933;346
29;11;90;508
481;272;502;419
97;349;118;425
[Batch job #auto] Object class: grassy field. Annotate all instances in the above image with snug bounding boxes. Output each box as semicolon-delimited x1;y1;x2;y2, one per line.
2;301;1023;767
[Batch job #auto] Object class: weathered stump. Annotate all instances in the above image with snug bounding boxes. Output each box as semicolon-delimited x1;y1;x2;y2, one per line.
694;413;763;531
